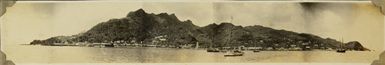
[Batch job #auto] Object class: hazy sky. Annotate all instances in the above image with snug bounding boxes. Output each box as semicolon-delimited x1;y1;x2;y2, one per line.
1;2;383;50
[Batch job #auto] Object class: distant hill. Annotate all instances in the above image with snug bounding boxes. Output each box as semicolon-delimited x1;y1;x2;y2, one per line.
30;9;369;51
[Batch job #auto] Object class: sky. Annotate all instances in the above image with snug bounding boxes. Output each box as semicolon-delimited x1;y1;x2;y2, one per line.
0;2;383;50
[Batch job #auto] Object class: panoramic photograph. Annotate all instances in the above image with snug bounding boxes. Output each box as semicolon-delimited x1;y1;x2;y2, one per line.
0;1;384;64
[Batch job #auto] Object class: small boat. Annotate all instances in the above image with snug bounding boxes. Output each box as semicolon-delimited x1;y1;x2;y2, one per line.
207;48;220;52
104;44;115;47
337;38;346;53
337;49;346;53
224;50;244;57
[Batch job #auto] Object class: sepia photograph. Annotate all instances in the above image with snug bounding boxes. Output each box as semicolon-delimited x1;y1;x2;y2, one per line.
0;1;384;64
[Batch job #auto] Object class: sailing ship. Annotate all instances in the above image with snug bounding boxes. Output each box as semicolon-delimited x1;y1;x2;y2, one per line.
337;38;346;53
252;41;261;52
223;16;245;57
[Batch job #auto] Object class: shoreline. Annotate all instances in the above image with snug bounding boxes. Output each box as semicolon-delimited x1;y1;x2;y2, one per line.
25;43;370;52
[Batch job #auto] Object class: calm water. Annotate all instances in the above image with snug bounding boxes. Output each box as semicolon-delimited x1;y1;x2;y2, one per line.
3;45;381;63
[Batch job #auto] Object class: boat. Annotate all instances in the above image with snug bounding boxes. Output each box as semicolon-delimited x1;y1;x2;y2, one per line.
224;50;244;57
223;17;246;56
337;49;346;53
104;43;115;47
207;48;220;52
336;38;346;53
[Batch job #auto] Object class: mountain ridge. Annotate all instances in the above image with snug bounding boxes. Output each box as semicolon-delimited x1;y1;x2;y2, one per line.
30;9;369;51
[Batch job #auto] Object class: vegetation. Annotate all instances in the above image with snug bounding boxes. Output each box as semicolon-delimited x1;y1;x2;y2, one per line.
30;9;369;51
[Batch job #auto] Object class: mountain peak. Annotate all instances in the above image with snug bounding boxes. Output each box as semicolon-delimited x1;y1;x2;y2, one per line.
126;9;148;17
135;9;146;13
218;22;235;27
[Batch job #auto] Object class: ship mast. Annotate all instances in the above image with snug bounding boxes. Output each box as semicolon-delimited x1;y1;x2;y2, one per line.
340;37;344;49
228;16;233;49
341;37;344;47
342;37;344;43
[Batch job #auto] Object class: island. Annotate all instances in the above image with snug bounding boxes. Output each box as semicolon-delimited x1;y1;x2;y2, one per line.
30;9;369;51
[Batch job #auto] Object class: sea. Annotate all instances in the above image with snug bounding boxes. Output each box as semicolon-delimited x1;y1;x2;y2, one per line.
2;44;382;64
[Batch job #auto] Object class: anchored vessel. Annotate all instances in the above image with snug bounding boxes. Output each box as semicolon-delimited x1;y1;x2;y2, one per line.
337;38;346;53
224;50;244;57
